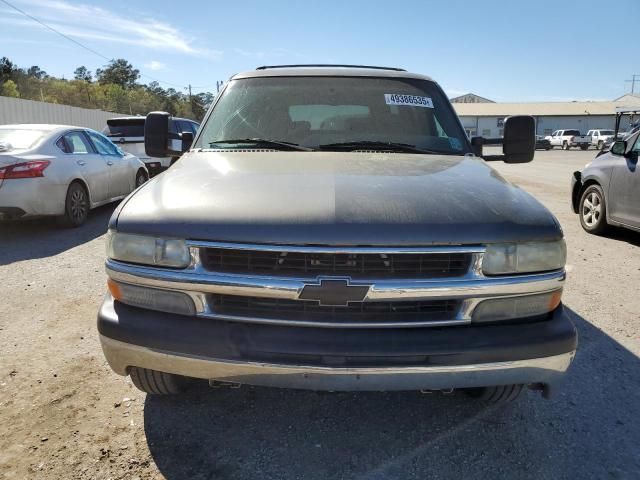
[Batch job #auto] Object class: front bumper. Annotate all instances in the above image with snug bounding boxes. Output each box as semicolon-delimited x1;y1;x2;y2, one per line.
98;295;577;391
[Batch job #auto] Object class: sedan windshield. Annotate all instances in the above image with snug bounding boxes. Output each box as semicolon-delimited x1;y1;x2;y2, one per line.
197;76;469;154
0;129;47;150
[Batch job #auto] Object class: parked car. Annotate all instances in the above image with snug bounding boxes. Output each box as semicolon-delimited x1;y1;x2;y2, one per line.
586;129;615;150
103;116;199;176
98;65;576;404
546;129;590;150
573;115;640;233
535;135;552;150
0;124;148;226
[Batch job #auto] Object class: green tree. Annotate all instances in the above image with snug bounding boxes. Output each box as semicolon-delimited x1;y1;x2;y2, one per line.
96;59;139;89
73;66;92;82
1;79;20;97
26;66;47;79
0;57;16;83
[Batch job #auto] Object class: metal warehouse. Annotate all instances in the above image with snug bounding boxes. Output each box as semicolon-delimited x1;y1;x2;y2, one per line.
451;93;640;138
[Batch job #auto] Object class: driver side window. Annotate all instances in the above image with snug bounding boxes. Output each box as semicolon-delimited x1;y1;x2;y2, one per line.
633;134;640;153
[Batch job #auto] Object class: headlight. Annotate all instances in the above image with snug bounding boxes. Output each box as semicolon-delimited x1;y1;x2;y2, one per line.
106;231;190;268
482;240;566;275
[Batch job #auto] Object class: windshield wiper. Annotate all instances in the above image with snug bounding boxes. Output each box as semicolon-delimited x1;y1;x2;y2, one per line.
209;138;312;151
318;141;458;155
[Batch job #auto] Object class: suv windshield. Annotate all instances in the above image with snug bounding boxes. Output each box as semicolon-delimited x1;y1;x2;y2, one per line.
196;76;469;154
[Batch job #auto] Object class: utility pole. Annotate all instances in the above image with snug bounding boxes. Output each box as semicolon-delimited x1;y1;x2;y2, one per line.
625;74;640;94
216;80;224;93
187;84;192;102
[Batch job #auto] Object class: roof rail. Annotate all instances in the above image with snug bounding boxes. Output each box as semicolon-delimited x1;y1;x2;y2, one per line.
255;64;406;72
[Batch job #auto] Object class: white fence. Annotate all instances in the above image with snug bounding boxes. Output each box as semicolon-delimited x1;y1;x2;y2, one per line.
0;96;127;131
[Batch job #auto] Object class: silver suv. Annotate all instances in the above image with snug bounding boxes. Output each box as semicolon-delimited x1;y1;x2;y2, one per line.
98;65;576;404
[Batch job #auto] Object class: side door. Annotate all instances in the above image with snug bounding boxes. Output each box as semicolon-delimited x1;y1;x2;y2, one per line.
608;132;640;228
85;130;132;198
59;130;110;204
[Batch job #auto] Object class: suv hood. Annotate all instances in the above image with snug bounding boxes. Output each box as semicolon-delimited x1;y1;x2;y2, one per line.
113;151;561;245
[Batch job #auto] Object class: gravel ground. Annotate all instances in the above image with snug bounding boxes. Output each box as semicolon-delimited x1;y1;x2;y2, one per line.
1;149;639;480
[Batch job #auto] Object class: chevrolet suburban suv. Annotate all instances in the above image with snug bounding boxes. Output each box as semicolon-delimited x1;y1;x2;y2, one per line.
98;65;576;404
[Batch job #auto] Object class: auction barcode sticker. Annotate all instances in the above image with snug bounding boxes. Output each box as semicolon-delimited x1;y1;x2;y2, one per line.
384;94;434;108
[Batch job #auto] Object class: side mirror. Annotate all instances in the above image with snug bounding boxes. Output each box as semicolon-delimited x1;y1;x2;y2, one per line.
145;111;170;158
611;140;627;156
471;115;535;163
181;131;194;152
502;115;535;163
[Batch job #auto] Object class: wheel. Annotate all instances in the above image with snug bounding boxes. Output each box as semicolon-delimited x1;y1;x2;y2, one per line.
135;169;148;188
580;145;588;150
562;141;569;150
129;367;188;395
464;384;524;404
597;140;604;150
61;182;89;227
579;184;608;234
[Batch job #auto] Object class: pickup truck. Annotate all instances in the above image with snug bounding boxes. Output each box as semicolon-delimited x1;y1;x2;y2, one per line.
546;129;590;150
586;129;615;150
98;65;576;405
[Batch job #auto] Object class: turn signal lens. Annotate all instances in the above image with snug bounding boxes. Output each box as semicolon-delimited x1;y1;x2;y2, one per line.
472;290;562;323
108;280;196;316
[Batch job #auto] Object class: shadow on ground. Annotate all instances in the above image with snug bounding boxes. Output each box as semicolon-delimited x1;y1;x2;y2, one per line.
601;226;640;247
143;307;640;480
0;203;115;265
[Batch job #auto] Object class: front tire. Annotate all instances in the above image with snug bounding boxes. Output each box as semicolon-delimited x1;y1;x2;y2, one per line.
135;169;148;188
129;367;188;395
61;182;89;227
579;184;608;234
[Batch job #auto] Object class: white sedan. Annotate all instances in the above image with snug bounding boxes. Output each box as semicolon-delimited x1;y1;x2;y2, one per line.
0;124;148;226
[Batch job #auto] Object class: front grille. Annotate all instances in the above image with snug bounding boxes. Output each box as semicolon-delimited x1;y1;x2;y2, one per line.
200;248;472;279
209;294;460;325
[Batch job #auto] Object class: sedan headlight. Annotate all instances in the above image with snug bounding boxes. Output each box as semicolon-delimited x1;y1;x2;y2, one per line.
482;240;566;275
106;231;191;268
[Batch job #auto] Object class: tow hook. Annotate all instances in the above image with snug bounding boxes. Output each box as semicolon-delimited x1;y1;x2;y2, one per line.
420;388;454;395
209;380;242;389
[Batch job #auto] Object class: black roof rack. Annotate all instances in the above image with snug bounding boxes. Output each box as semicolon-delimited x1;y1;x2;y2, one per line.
255;64;406;72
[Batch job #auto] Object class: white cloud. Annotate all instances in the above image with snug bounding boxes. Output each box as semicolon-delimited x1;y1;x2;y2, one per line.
144;60;166;71
3;0;222;59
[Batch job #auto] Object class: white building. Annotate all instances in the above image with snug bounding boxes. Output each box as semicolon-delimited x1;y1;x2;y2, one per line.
452;94;640;138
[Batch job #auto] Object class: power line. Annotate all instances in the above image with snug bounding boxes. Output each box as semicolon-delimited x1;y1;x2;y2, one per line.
0;0;203;91
1;0;110;61
625;74;640;94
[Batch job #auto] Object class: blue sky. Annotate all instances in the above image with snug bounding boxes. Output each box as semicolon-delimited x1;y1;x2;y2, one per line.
1;0;638;101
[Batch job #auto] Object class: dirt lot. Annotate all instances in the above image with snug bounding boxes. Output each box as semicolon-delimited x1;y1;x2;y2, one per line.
1;149;639;480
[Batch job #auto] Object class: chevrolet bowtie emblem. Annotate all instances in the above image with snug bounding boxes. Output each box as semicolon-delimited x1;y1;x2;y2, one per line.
298;278;370;307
